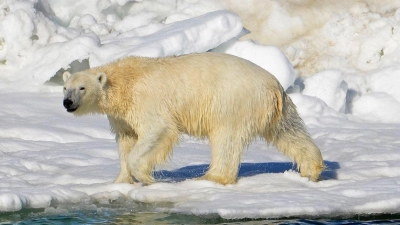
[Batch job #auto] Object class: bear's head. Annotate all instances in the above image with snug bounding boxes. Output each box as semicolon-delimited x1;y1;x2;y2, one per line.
63;71;107;116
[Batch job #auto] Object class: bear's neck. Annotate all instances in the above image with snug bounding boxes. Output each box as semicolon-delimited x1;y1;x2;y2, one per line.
98;84;130;118
93;59;146;118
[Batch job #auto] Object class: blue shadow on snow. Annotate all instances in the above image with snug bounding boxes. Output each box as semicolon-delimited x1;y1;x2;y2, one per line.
154;160;339;182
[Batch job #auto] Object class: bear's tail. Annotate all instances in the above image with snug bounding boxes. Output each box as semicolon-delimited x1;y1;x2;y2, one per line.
271;92;325;181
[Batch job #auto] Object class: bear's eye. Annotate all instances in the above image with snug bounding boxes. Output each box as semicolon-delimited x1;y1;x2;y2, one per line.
63;87;66;91
80;87;85;91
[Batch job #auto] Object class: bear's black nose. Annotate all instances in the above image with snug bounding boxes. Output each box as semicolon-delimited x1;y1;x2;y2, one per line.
63;99;73;108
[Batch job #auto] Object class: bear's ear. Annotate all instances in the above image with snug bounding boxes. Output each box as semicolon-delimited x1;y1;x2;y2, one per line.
96;72;107;87
63;71;71;82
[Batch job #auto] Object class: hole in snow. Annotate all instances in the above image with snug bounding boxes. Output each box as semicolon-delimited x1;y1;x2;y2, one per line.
30;35;39;41
286;77;305;94
0;37;4;50
0;60;6;65
46;59;90;86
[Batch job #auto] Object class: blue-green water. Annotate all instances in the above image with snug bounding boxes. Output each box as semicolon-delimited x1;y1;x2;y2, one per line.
2;212;400;225
1;204;400;225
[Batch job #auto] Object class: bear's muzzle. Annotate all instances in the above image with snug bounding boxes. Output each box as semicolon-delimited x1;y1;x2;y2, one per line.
63;99;78;112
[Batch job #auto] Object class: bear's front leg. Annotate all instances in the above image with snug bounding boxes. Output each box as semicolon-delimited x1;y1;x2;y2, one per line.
128;123;178;185
114;134;137;184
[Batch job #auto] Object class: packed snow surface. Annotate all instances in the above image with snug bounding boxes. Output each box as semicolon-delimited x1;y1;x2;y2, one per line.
1;0;400;220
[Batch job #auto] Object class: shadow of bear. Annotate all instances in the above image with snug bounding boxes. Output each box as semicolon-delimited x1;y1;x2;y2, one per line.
154;161;339;182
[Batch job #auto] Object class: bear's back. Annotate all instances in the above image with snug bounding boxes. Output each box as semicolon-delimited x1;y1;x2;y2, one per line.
145;53;284;137
96;53;284;138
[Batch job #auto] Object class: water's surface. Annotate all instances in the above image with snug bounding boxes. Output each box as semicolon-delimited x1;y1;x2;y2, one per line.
1;202;400;225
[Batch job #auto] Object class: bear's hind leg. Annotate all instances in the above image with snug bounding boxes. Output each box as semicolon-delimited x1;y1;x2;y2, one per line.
269;94;325;181
201;130;245;185
273;131;324;181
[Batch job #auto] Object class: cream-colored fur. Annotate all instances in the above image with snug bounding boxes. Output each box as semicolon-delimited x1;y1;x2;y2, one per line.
62;52;324;185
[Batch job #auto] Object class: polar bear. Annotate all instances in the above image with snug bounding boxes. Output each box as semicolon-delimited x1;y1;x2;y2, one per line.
62;52;324;185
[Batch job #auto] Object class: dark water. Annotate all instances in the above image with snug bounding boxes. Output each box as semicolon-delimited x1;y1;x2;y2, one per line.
1;206;400;225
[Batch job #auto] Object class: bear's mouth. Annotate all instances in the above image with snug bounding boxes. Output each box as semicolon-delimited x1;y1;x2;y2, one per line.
66;107;78;112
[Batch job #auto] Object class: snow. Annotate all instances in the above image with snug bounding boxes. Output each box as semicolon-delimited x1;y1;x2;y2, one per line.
1;0;400;220
351;92;400;123
2;5;242;89
213;38;295;90
302;70;348;114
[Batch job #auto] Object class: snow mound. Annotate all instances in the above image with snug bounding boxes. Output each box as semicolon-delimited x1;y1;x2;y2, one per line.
343;65;400;123
302;70;348;113
368;66;400;103
351;92;400;123
213;38;295;90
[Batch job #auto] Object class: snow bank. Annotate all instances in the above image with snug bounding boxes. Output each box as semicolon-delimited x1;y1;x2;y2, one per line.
0;0;242;89
1;0;298;92
19;9;243;86
216;0;400;123
223;0;400;76
90;10;243;66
